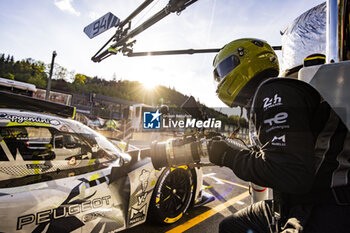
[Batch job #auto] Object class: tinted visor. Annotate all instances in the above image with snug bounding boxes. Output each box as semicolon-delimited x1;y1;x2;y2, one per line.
213;54;240;83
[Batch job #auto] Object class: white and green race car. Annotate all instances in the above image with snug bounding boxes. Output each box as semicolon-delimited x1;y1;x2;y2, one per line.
0;91;212;233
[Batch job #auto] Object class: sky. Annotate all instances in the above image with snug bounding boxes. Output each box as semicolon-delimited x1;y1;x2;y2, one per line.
0;0;325;111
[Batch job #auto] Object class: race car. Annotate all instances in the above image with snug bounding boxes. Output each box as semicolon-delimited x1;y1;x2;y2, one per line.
0;91;211;233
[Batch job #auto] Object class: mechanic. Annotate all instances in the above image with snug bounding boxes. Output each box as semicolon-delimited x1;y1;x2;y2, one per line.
209;38;350;233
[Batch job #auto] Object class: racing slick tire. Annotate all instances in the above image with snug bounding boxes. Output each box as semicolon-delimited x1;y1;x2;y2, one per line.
149;166;194;224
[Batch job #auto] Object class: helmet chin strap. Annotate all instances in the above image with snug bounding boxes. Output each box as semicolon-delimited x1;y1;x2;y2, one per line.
230;106;244;139
231;94;252;109
244;98;253;110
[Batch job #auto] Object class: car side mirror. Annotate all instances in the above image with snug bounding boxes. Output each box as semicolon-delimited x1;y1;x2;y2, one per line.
120;151;132;165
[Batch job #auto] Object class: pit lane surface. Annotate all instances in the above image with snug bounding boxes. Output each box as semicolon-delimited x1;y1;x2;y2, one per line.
121;165;250;233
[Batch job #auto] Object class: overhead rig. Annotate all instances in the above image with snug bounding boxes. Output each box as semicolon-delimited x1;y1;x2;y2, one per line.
88;0;197;62
85;0;282;63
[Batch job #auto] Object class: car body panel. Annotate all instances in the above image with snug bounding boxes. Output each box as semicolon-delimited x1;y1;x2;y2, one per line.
0;108;205;232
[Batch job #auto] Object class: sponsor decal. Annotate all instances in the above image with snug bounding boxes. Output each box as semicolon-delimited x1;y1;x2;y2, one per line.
264;112;288;126
137;193;147;206
137;169;150;205
26;164;51;169
59;125;69;132
68;157;77;166
92;146;98;153
263;94;282;110
17;195;111;230
129;204;146;225
0;113;60;125
50;120;61;126
271;135;286;146
265;125;290;133
82;211;105;223
139;170;150;192
143;111;222;130
155;169;171;208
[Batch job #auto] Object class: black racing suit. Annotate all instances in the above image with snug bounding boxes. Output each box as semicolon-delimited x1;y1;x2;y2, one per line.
214;78;350;233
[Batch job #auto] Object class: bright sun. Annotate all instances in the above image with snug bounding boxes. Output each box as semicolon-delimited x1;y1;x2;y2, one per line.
142;81;157;90
136;55;161;91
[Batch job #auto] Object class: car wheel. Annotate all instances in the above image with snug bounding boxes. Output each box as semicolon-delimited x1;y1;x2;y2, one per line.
150;166;193;224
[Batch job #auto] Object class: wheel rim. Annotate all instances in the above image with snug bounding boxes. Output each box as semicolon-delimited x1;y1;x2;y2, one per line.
159;169;191;215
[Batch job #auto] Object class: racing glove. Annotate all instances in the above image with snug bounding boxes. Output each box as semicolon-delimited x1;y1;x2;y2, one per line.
208;139;242;167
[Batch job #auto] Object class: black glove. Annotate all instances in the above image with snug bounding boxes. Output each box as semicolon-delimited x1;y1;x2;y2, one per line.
208;139;231;166
209;138;243;167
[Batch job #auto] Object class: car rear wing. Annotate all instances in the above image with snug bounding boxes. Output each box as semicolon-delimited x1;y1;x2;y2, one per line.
0;91;76;119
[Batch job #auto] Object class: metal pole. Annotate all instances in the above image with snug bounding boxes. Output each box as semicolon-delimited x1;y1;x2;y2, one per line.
326;0;339;63
46;51;57;100
127;47;281;57
119;0;154;28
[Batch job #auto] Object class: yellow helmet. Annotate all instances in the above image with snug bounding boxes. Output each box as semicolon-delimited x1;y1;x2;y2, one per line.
213;38;279;107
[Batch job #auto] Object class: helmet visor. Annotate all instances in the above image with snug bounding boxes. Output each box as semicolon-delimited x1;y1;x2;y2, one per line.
213;54;240;83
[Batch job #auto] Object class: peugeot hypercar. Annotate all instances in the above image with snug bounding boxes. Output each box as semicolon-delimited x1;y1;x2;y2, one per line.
0;92;210;233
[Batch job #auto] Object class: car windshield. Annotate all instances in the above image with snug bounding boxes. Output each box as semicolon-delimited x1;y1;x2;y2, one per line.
74;121;130;162
93;131;121;158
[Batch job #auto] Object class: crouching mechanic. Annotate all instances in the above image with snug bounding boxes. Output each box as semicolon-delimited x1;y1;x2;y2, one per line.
209;38;350;233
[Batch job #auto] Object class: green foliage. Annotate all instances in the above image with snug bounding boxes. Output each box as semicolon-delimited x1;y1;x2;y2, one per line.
0;53;48;86
74;73;87;84
51;64;68;80
228;115;248;128
0;52;247;127
52;79;69;91
3;73;15;80
27;74;47;87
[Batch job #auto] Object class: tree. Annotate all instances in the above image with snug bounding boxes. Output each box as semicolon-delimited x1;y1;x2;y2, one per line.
74;73;87;84
27;74;47;87
52;79;69;91
67;70;75;82
2;73;15;80
32;61;46;73
54;64;68;80
0;53;241;127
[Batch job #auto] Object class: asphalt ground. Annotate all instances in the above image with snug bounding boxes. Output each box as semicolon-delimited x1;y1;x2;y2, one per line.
121;165;251;233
